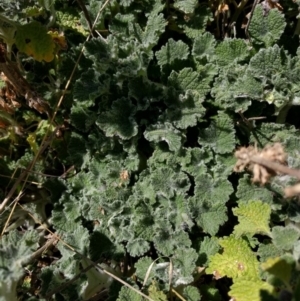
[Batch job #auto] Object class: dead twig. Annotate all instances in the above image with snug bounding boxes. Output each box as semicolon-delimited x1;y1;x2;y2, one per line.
234;143;300;197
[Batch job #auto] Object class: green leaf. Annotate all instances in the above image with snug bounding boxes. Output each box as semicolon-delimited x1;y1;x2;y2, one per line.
126;238;150;257
182;5;213;39
128;76;163;110
249;4;286;47
70;104;97;132
196;236;220;267
271;226;300;251
174;0;198;14
165;89;206;129
229;279;274;301
248;44;286;80
117;286;141;301
206;236;259;281
211;69;263;112
215;39;249;66
97;98;138;139
182;286;201;301
182;147;211;177
84;37;111;71
15;21;55;62
198;111;235;154
194;202;228;236
150;166;190;198
261;256;292;287
192;32;216;61
148;282;168;301
199;285;221;301
142;12;166;49
257;243;284;263
73;69;109;106
194;173;233;204
144;122;184;151
154;228;191;256
168;67;211;97
135;256;155;285
232;200;272;238
156;38;189;67
236;175;274;205
0;229;39;279
172;248;198;286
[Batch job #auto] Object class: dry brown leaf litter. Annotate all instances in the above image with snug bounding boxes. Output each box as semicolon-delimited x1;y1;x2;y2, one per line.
234;143;300;198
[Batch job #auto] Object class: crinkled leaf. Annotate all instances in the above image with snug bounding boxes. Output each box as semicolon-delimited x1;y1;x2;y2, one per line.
126;238;150;257
199;285;221;301
142;12;166;49
15;21;55;62
174;0;198;14
150;167;190;198
198;111;235;154
165;89;206;129
73;69;109;106
182;286;201;301
154;228;191;256
258;243;284;263
183;6;213;39
215;39;249;66
135;256;155;285
182;147;211;177
128;76;163;110
229;279;274;301
212;69;263;111
156;38;189;67
212;153;236;178
70;105;97;132
233;200;272;238
194;173;233;204
84;37;111;71
144;122;184;151
207;236;259;280
249;4;286;47
197;236;220;266
236;175;274;204
192;32;216;61
116;286;141;301
272;226;300;251
0;229;39;280
110;13;135;37
172;248;198;286
168;67;211;97
97;98;138;139
248;45;286;80
148;282;168;301
193;201;228;236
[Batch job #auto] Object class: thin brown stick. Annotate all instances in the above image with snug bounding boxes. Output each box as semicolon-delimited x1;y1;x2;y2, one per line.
250;155;300;181
245;0;260;43
22;236;58;267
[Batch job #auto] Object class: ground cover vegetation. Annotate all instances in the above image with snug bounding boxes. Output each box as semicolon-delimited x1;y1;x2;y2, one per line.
1;0;300;300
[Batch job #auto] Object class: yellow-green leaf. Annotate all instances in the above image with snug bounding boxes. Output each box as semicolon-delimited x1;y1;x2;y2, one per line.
261;257;292;286
15;21;55;62
229;279;275;301
206;236;259;281
233;200;271;238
